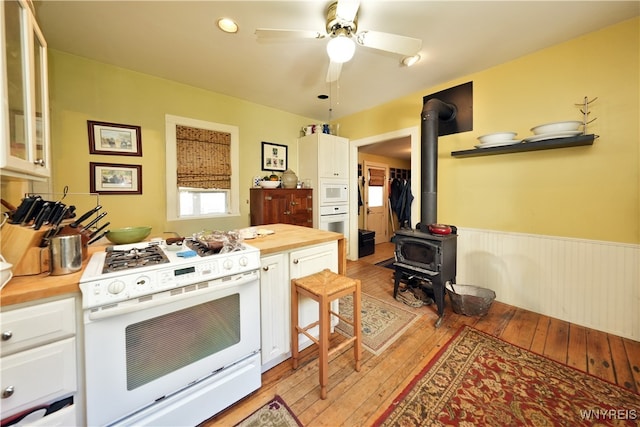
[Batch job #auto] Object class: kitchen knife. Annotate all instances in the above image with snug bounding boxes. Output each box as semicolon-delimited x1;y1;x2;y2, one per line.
45;202;65;225
20;196;43;225
39;206;70;247
47;203;68;227
82;211;108;231
31;202;51;228
33;205;52;230
1;199;17;219
88;221;110;239
10;196;37;224
88;230;109;245
70;205;102;228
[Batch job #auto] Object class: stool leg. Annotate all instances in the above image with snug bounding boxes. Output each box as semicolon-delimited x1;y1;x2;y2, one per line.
291;280;300;370
319;294;329;399
353;279;362;372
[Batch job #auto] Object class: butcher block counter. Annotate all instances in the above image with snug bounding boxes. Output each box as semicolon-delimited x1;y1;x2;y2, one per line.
0;245;106;307
1;224;345;307
248;224;346;272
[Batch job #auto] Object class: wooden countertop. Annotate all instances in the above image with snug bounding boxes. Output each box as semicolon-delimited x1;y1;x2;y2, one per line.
246;224;343;255
1;224;346;307
0;245;107;307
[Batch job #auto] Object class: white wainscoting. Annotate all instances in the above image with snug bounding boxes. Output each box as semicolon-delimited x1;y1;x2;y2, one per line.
455;228;640;341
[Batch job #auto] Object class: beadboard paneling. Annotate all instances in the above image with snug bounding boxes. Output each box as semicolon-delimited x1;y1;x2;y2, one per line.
456;228;640;341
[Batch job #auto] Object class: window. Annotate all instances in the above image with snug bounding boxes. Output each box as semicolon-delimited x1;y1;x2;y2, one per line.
165;115;239;220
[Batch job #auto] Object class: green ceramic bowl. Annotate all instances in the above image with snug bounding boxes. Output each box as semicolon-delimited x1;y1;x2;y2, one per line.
105;226;152;244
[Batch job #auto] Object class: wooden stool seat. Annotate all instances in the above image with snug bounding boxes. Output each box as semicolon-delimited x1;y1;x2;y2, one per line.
291;269;362;399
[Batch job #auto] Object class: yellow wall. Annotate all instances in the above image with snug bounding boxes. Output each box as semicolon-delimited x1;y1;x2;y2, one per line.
4;18;637;244
45;51;316;237
336;17;639;244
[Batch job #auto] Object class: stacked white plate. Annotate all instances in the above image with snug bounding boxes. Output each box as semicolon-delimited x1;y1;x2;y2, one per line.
524;121;583;142
475;132;522;149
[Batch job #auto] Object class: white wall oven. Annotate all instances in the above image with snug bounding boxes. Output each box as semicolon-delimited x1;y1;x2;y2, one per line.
319;204;349;236
79;238;261;426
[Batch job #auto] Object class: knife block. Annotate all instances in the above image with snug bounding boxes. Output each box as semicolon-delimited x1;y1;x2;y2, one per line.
0;223;50;276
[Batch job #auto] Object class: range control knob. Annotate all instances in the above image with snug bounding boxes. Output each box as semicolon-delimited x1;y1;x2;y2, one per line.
136;276;150;286
223;259;233;270
239;256;248;267
107;280;126;295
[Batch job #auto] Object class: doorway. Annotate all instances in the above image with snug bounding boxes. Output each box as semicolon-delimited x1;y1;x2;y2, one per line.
363;161;388;244
348;127;420;261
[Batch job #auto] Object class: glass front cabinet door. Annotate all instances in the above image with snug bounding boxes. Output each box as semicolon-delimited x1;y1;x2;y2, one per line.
1;0;50;180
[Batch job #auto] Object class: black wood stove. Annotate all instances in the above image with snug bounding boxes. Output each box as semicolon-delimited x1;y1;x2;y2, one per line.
392;96;461;327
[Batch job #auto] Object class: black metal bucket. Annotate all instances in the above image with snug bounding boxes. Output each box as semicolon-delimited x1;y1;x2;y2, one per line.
446;283;496;317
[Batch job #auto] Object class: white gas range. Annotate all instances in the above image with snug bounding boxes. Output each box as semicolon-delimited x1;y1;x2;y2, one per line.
79;238;262;426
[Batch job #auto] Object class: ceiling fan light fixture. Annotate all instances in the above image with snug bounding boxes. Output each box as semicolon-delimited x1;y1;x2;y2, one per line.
217;18;238;34
401;54;420;67
327;34;355;63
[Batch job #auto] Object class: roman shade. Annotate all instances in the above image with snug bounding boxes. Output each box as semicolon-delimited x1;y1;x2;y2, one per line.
176;125;231;189
368;168;385;187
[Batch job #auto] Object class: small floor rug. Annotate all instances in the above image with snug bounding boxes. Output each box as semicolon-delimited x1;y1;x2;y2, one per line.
374;325;640;426
235;395;302;427
336;293;419;356
374;258;395;270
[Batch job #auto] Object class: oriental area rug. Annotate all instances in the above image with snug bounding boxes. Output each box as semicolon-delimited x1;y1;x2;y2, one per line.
234;395;302;427
336;293;419;356
374;326;640;426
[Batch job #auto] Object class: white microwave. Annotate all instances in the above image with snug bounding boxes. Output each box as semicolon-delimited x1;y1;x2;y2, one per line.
320;181;349;205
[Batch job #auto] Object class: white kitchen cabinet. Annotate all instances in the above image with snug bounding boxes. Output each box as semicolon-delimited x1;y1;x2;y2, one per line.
0;297;78;425
298;133;349;181
259;241;338;372
0;0;51;180
290;242;339;347
259;253;289;371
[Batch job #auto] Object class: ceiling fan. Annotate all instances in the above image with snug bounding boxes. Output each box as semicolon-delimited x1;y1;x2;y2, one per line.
255;0;422;82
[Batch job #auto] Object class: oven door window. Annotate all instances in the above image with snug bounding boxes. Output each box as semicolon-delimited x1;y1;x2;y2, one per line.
125;293;240;390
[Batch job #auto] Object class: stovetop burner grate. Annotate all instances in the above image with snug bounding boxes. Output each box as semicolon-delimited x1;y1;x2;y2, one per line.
102;246;170;273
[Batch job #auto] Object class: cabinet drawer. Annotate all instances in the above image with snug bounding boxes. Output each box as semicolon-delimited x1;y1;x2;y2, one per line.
22;403;76;427
0;298;75;356
0;337;77;417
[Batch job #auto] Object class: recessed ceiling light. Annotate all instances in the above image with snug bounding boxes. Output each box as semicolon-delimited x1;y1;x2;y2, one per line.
401;55;420;67
217;18;238;34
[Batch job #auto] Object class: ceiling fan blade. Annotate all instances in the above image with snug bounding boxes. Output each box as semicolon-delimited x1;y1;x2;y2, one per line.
255;29;325;40
326;61;343;82
336;0;360;22
356;30;422;56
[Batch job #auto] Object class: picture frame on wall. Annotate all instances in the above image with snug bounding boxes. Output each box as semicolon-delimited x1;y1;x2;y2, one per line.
88;120;142;156
90;162;142;195
261;141;287;172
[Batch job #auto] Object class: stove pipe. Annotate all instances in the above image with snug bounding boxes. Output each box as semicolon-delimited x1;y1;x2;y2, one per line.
419;98;456;233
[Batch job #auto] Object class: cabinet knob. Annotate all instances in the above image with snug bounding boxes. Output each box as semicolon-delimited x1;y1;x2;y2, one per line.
1;331;12;341
33;159;45;167
262;266;270;271
293;259;299;264
2;386;14;399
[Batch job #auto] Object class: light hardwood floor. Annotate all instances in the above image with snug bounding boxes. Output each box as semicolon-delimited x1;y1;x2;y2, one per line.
203;242;640;426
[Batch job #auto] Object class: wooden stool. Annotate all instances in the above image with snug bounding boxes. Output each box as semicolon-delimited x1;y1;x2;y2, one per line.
291;269;362;399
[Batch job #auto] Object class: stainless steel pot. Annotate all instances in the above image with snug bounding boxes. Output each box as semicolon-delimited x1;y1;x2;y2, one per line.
49;234;82;276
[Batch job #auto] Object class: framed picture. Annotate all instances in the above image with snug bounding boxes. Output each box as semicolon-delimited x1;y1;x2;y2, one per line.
90;162;142;195
261;141;288;172
88;120;142;156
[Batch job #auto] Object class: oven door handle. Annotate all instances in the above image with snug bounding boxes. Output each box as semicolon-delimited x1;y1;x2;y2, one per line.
87;270;259;321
